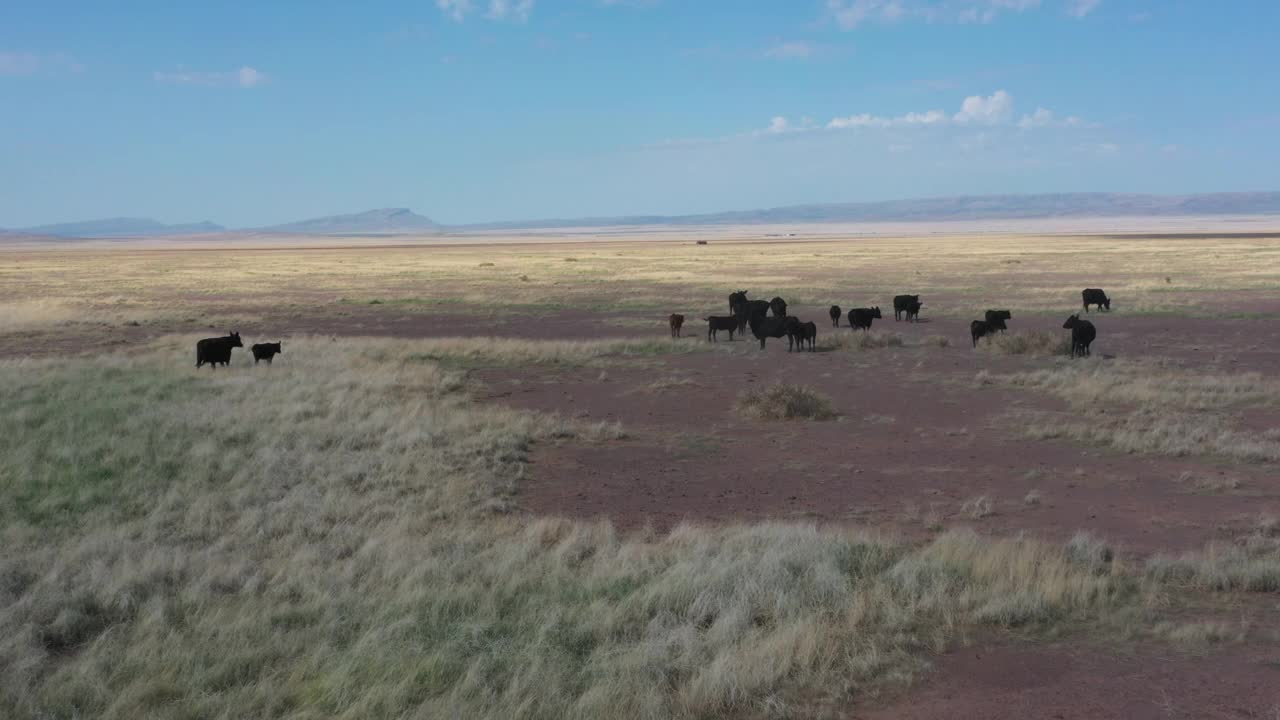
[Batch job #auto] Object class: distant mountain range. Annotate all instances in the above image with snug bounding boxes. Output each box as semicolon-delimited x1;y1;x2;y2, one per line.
256;207;439;234
7;192;1280;238
14;217;225;238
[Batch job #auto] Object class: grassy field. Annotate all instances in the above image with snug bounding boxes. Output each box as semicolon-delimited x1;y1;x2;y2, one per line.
4;232;1280;342
3;232;1280;718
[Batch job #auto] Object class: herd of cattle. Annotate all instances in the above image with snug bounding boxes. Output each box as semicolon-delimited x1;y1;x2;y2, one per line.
192;288;1110;369
668;288;1110;358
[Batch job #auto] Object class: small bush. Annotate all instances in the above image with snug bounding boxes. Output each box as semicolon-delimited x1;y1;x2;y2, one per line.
1065;531;1114;574
823;331;905;351
1023;490;1041;506
923;335;951;348
735;384;836;421
979;331;1071;356
960;495;994;519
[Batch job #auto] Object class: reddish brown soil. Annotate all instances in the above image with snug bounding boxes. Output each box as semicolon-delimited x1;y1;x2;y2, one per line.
854;636;1280;720
475;310;1280;553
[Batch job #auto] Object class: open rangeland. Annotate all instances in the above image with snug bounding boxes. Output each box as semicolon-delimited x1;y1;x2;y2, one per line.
3;229;1280;719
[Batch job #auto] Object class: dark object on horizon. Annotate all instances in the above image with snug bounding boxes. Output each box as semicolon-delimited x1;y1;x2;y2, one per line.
829;305;842;327
196;332;243;369
669;314;684;338
695;240;708;245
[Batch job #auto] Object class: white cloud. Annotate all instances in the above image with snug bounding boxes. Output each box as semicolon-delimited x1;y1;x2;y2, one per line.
953;89;1013;124
1066;0;1100;17
1017;106;1090;128
153;66;269;88
438;0;534;22
763;41;816;59
828;0;1123;29
0;51;83;76
827;109;947;128
767;116;790;133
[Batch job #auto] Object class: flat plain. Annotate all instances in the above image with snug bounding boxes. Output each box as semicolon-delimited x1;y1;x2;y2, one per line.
3;227;1280;719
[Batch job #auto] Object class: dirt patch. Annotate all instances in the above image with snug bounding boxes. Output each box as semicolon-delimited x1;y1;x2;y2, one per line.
501;335;1280;553
855;637;1280;720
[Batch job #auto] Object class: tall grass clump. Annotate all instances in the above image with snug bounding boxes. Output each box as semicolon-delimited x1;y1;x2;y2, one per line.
735;383;836;421
822;331;905;351
978;331;1070;356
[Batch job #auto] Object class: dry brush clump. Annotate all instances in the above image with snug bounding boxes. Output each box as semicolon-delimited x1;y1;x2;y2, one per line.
978;330;1071;357
821;331;905;352
735;384;836;421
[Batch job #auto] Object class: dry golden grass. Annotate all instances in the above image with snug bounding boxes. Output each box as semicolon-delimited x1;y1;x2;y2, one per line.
1001;361;1280;461
735;384;837;421
3;230;1280;345
10;336;1268;718
977;330;1071;356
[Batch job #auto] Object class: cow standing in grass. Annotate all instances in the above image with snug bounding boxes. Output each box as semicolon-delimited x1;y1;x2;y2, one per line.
705;316;738;342
196;331;243;370
829;305;842;327
1063;315;1097;358
1081;288;1111;313
769;297;788;318
669;314;685;338
251;342;283;364
970;320;993;348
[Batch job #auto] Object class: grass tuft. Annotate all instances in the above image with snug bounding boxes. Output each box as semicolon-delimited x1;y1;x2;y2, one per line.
978;331;1071;356
734;384;836;421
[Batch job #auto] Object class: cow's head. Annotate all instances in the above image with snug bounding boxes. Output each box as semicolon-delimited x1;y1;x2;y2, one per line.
229;331;243;347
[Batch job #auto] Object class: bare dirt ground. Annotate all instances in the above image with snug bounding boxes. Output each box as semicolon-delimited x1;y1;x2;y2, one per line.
4;232;1280;718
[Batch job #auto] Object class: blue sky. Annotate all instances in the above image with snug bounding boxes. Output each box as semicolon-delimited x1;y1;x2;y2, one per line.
2;0;1277;227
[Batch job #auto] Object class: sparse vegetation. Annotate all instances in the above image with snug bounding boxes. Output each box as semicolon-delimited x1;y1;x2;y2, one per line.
978;330;1071;356
822;331;905;351
960;495;994;519
1004;362;1280;461
734;383;836;421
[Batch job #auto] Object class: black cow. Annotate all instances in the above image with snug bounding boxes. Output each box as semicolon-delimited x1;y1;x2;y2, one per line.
791;321;817;352
905;301;923;323
669;313;685;338
1063;314;1097;358
252;342;283;364
196;331;243;370
829;305;842;327
769;297;788;318
848;307;882;332
729;290;749;314
705;315;738;342
984;309;1011;333
970;320;993;347
893;294;920;321
748;312;800;350
1081;288;1111;313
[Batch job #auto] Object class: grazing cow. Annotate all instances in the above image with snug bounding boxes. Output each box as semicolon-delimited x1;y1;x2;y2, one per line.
970;320;993;347
905;301;923;323
769;297;788;318
196;331;243;370
829;305;842;327
1081;288;1111;313
729;290;749;314
848;307;882;332
893;294;920;322
705;315;738;342
1063;314;1097;358
251;342;283;364
748;311;800;350
791;321;817;352
984;309;1012;333
669;313;685;338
